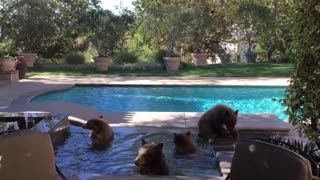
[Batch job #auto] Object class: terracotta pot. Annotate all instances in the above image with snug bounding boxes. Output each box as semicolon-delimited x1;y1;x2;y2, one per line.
93;56;112;71
163;57;181;71
191;53;208;65
245;51;257;63
21;53;37;67
16;56;28;79
0;58;17;72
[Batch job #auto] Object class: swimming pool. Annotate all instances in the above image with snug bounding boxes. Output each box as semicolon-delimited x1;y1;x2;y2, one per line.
33;86;288;120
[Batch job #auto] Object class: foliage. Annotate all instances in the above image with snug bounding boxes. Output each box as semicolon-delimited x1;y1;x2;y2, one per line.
153;49;168;64
0;0;93;59
112;51;139;65
257;0;293;61
233;0;272;52
178;1;227;54
33;57;64;68
282;0;320;148
135;1;189;57
32;62;163;71
65;52;86;64
0;38;20;57
83;9;135;57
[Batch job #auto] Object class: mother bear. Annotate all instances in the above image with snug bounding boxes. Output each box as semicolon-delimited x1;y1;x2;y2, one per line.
198;104;239;140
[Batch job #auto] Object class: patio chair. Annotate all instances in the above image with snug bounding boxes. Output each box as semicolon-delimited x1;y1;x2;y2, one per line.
227;140;320;180
0;130;62;180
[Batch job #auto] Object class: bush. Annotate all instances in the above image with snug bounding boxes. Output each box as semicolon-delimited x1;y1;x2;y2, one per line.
65;52;85;64
112;51;139;65
0;38;20;57
283;0;320;148
153;49;168;64
33;57;64;68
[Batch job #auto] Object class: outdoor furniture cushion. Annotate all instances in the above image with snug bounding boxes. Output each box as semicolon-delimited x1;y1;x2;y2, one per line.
228;140;319;180
0;130;57;180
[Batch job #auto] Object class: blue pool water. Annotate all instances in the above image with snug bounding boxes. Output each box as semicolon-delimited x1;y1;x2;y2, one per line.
56;126;219;176
33;86;288;120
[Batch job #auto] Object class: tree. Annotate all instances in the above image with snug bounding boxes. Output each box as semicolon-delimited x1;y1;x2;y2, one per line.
136;1;189;56
283;0;320;148
83;8;135;57
233;0;272;53
257;0;293;61
1;0;93;58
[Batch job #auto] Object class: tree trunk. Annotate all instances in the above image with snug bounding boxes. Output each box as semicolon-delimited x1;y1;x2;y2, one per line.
268;0;278;61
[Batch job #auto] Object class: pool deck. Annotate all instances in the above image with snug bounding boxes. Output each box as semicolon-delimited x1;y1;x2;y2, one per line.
0;76;296;180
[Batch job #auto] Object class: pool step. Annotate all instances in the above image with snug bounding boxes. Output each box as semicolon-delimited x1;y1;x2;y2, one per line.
103;112;292;135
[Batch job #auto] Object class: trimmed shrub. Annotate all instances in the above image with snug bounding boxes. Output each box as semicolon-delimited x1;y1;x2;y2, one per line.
110;63;163;70
65;52;85;64
112;52;139;65
33;57;64;68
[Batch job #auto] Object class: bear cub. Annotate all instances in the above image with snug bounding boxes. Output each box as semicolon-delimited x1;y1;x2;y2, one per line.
173;131;197;155
134;139;169;175
82;115;114;148
198;104;239;140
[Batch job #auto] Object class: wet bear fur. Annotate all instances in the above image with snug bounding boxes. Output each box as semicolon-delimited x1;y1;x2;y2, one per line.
174;131;197;155
134;139;169;175
198;104;239;140
82;115;114;148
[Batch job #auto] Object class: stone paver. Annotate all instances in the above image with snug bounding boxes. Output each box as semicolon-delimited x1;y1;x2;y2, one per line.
102;112;187;128
101;112;292;134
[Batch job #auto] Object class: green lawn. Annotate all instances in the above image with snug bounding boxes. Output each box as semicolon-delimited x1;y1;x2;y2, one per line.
28;63;293;77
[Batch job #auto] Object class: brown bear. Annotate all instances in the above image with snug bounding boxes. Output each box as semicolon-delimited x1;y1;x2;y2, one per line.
82;115;114;148
134;139;169;175
198;104;239;140
173;131;197;155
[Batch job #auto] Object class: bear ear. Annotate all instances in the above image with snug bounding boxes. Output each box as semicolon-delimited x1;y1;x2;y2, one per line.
234;110;239;116
155;143;163;150
185;131;191;136
142;138;148;146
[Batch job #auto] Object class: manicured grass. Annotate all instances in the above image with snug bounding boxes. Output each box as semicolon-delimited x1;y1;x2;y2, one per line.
28;63;293;77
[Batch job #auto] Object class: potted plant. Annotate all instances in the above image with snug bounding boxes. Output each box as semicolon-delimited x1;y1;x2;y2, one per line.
186;8;212;66
92;42;113;72
235;2;272;63
157;5;188;71
163;33;183;71
20;51;37;68
86;9;134;71
244;44;258;63
15;55;28;79
191;46;208;66
0;57;17;72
